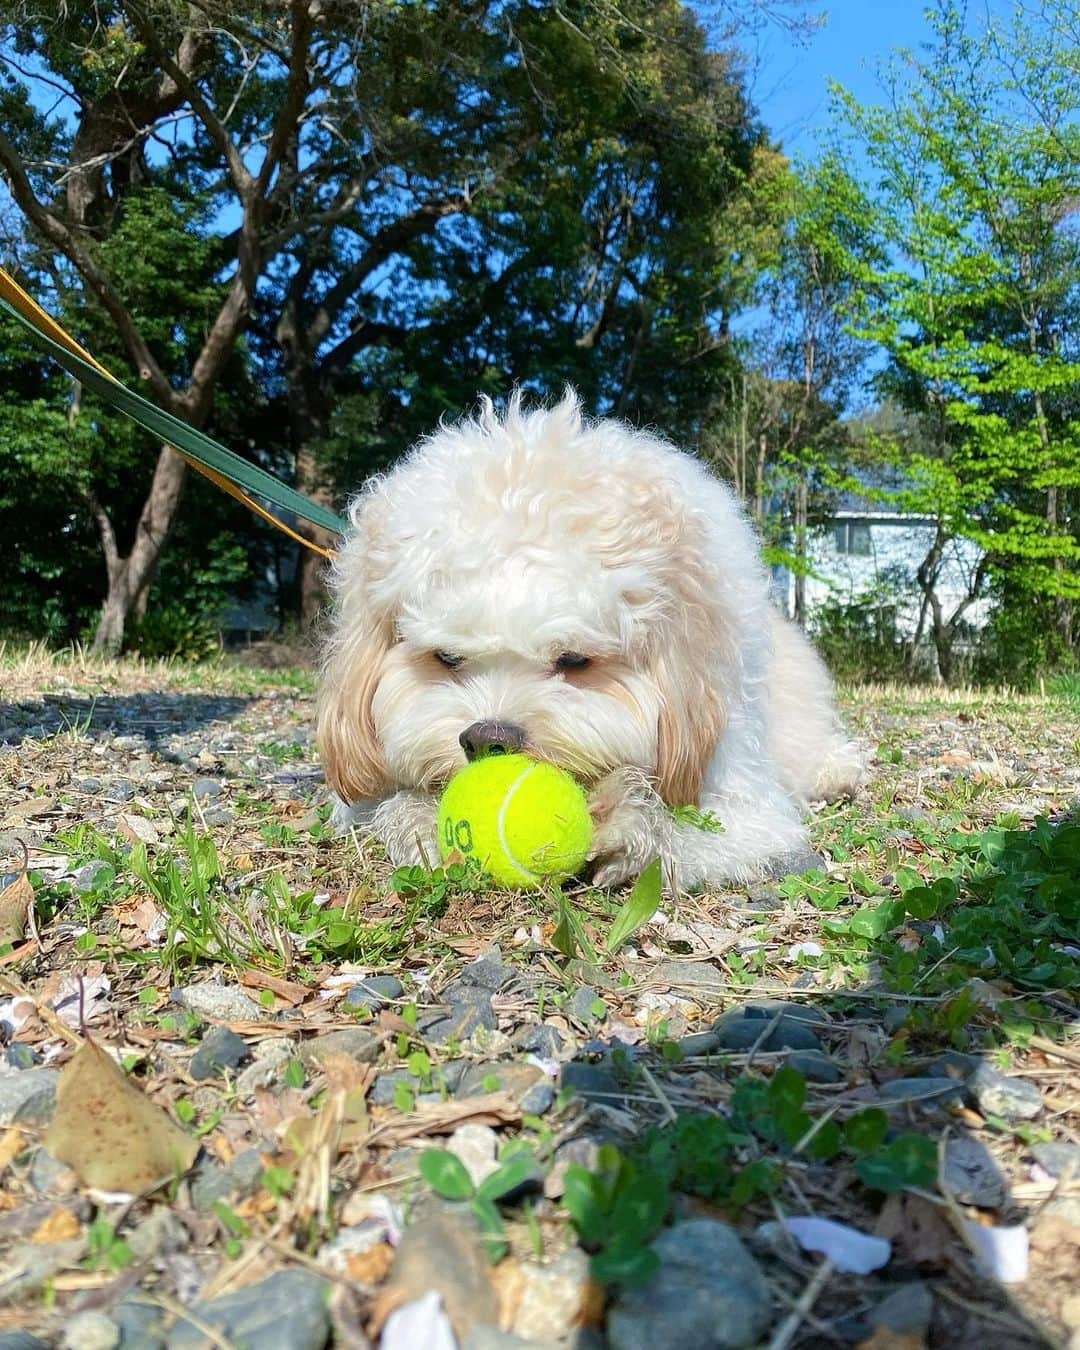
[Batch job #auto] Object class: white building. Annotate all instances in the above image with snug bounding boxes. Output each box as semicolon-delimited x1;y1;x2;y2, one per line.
771;483;991;637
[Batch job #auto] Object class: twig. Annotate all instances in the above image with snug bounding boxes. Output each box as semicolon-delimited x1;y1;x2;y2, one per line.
151;1291;238;1350
766;1257;834;1350
639;1063;678;1124
1029;1035;1080;1069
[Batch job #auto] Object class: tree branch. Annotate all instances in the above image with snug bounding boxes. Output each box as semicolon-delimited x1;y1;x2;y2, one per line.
255;0;312;196
0;127;174;406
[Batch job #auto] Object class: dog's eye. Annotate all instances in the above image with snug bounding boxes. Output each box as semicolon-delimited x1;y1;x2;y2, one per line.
434;651;464;670
554;652;590;672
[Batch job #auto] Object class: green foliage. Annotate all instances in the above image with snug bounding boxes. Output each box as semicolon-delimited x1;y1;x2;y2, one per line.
563;1144;668;1284
419;1147;538;1261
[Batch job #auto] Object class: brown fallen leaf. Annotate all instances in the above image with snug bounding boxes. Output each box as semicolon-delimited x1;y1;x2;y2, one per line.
345;1241;394;1285
30;1206;81;1244
43;1036;199;1194
874;1192;958;1271
0;870;33;948
238;969;310;1007
0;1128;29;1172
368;1092;520;1149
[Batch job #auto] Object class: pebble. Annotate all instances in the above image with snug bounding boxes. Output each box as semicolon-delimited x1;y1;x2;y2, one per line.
0;1337;48;1350
166;1268;330;1350
342;976;404;1011
60;1312;119;1350
513;1023;565;1058
878;1077;964;1107
192;778;224;801
0;1069;59;1126
650;961;727;994
4;1044;38;1070
519;1082;555;1115
943;1135;1007;1208
28;1148;74;1195
457;1061;543;1100
607;1220;772;1350
446;1123;501;1186
560;1062;623;1105
170;982;262;1022
869;1282;934;1336
114;1297;167;1348
1032;1141;1080;1178
421;1000;497;1044
511;1248;591;1341
128;1208;189;1261
926;1051;980;1079
967;1063;1043;1120
784;1050;842;1084
450;953;513;992
714;1010;821;1053
201;806;236;827
190;1147;265;1211
385;1212;499;1337
71;859;112;891
298;1027;381;1066
565;986;603;1022
189;1026;251;1080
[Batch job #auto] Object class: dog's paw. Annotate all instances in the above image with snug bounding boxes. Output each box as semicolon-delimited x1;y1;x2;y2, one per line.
365;792;440;867
587;768;669;889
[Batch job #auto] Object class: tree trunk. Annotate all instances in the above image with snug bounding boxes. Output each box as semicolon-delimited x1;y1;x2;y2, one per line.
284;356;335;628
932;621;954;684
294;441;334;626
91;446;188;654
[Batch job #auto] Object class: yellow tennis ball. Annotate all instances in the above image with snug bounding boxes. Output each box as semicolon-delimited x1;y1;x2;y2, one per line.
437;753;593;887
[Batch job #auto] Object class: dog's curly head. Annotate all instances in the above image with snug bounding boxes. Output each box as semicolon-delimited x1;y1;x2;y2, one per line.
317;392;733;807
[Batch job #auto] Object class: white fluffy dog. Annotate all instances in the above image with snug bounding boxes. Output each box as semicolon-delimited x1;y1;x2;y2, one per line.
318;392;862;888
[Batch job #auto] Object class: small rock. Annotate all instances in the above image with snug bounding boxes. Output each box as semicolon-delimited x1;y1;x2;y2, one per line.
190;1147;265;1211
189;1026;250;1080
114;1298;167;1349
1032;1141;1080;1178
61;1311;119;1350
926;1051;980;1079
421;1001;497;1045
201;806;236;827
650;961;727;994
869;1282;933;1336
785;1050;842;1084
519;1082;555;1115
462;1331;561;1350
71;859;111;891
714;1011;820;1053
878;1077;964;1107
0;1069;58;1126
513;1024;565;1058
5;1044;38;1070
512;1248;591;1342
0;1336;48;1350
446;1124;500;1186
76;778;103;796
28;1148;74;1195
192;778;223;801
565;987;603;1022
342;976;404;1012
170;983;262;1022
166;1268;330;1350
607;1220;772;1350
299;1028;381;1066
943;1136;1007;1208
128;1208;188;1261
968;1063;1042;1120
451;954;513;992
386;1213;498;1338
560;1062;623;1105
457;1062;543;1100
106;779;136;802
0;1239;86;1299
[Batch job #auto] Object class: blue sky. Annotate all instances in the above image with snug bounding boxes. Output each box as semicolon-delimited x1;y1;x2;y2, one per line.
742;0;1006;159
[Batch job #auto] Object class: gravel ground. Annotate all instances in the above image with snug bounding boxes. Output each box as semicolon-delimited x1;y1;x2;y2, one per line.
0;650;1078;1350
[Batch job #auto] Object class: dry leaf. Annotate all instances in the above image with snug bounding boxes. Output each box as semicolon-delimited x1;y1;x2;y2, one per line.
858;1330;927;1350
0;1128;29;1172
874;1193;957;1271
238;969;310;1007
369;1092;520;1149
43;1037;199;1194
345;1241;394;1284
30;1206;81;1244
0;872;32;947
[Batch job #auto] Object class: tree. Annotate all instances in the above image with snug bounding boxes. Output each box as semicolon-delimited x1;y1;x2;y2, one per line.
827;0;1080;676
0;0;783;642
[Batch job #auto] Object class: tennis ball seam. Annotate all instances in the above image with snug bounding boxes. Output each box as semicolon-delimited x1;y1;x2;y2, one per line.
495;760;541;883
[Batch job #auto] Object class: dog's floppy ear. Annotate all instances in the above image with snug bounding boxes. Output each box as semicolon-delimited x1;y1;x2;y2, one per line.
316;499;394;802
647;521;727;808
652;643;725;807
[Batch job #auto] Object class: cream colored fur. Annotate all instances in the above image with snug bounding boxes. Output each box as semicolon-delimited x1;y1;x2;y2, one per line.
318;392;863;888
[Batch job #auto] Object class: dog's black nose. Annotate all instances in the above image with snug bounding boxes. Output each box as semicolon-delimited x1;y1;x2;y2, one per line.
459;721;526;760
